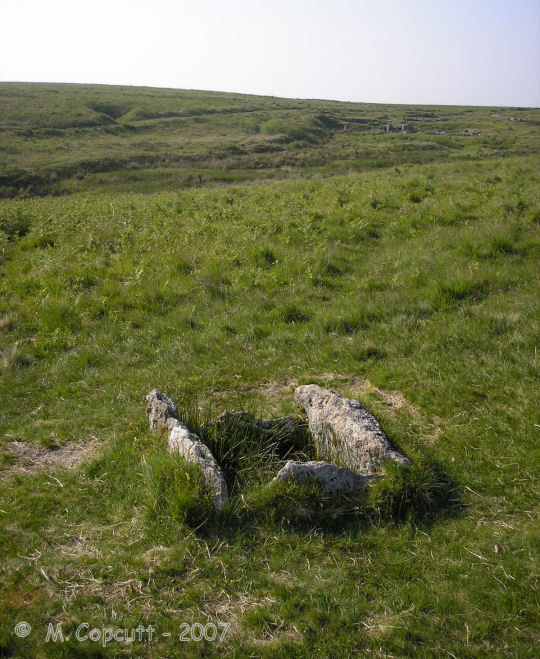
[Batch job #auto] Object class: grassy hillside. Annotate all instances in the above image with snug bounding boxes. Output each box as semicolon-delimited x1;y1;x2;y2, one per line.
1;82;538;197
0;84;539;657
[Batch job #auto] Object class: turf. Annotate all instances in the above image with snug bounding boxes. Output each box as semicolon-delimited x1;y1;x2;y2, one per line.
0;83;539;657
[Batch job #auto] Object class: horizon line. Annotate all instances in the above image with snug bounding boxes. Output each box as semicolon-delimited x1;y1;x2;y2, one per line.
1;79;538;110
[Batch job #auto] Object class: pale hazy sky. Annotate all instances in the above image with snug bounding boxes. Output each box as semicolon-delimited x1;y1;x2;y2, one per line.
1;0;539;106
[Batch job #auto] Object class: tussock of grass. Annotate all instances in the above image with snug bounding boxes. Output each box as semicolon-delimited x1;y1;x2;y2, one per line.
242;479;328;525
282;306;310;324
325;316;361;335
367;461;457;522
254;246;278;268
173;398;313;495
433;278;490;308
0;208;31;240
232;459;455;531
142;450;214;543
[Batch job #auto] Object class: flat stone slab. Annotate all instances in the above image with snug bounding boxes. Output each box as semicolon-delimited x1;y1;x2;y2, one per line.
273;460;373;495
168;423;229;511
294;384;411;474
200;411;301;442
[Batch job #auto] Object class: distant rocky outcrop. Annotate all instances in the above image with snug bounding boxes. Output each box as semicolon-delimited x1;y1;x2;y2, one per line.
386;122;414;133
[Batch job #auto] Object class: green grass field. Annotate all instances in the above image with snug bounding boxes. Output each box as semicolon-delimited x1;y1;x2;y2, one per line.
0;83;539;657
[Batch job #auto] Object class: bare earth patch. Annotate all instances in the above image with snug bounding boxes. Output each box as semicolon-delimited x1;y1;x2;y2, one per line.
211;373;421;414
201;592;304;647
361;605;416;638
1;439;99;479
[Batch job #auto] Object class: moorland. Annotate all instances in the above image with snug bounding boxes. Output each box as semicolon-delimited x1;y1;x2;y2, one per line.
0;82;539;657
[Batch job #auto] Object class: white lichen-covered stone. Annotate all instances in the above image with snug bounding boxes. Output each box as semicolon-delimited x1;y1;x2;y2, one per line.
146;389;179;432
294;384;411;474
168;423;228;510
273;460;373;495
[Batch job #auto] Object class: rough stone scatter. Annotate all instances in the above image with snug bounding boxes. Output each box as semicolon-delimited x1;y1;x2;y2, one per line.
146;384;412;508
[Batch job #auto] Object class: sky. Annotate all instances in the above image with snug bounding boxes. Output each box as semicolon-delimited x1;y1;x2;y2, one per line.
1;0;539;106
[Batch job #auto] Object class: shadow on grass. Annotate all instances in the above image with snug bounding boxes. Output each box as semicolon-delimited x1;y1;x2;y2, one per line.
206;456;463;540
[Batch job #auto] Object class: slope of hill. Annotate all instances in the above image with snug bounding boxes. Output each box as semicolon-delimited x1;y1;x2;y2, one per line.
1;82;538;196
0;83;539;657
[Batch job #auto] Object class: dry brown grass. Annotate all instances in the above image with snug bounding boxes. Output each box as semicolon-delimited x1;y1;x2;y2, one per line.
1;438;100;479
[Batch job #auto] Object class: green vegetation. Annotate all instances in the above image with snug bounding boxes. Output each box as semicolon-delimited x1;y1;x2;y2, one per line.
1;82;538;197
143;450;215;543
0;83;539;657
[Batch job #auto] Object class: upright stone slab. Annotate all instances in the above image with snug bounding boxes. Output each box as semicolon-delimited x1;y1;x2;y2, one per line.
294;384;411;474
168;423;229;511
146;389;179;432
